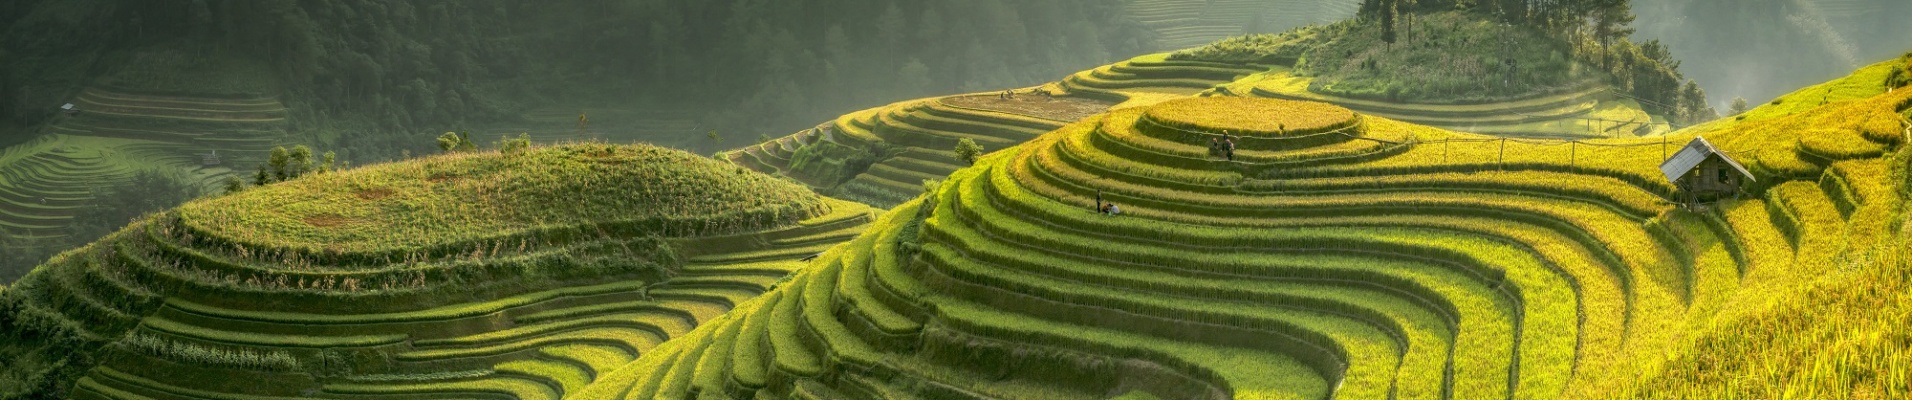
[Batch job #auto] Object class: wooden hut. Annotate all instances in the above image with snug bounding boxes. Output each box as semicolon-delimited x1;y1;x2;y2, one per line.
1659;137;1754;205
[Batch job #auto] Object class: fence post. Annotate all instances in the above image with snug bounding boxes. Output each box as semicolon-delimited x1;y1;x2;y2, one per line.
1498;138;1506;170
1661;136;1667;160
1570;141;1576;166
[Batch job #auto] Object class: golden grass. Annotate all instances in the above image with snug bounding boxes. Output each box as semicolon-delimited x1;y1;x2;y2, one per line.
1143;97;1357;136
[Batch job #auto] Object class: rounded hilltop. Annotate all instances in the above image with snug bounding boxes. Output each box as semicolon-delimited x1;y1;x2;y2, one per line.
1144;96;1359;136
177;143;826;259
0;142;879;400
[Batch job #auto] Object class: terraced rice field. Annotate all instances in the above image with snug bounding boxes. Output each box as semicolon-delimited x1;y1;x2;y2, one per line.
1061;53;1269;103
1127;0;1361;51
0;145;878;399
1240;67;1669;138
0;88;289;239
579;85;1908;398
57;88;289;165
727;92;1114;209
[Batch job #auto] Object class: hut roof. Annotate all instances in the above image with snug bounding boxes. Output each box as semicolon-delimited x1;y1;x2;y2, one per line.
1659;137;1754;183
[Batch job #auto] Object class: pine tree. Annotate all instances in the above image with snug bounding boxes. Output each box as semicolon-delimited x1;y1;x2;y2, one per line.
253;165;270;186
1380;0;1398;47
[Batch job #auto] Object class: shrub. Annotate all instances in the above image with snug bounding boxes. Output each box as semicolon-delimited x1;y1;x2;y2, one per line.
953;138;984;166
498;133;531;155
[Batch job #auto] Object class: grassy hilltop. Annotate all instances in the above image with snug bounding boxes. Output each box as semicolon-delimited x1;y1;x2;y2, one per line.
0;144;878;399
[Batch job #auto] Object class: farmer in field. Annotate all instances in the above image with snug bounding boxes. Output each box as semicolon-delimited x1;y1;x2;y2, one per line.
1094;189;1104;212
1208;136;1220;157
1224;137;1236;161
1107;203;1121;216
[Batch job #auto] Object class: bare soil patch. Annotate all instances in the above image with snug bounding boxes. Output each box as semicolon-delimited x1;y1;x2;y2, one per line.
355;188;395;200
942;94;1115;123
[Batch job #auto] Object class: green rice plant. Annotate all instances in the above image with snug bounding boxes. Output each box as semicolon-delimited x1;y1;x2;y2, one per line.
919;215;1461;398
934;299;1329;400
691;313;747;396
764;279;823;377
324;375;559;400
86;367;308;400
117;332;301;372
727;292;781;389
159;279;653;325
139;317;406;348
949;168;1562;397
397;326;662;362
494;359;591;396
411;313;685;350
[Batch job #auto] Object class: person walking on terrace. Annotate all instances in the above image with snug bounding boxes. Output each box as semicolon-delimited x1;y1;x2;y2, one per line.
1209;137;1220;158
1224;137;1236;161
1094;189;1104;213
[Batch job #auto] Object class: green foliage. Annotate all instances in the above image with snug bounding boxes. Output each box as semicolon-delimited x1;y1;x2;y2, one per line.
498;133;532;155
1728;97;1750;116
953;138;985;166
438;132;476;153
1885;53;1912;90
1169;32;1313;64
786;139;879;188
119;332;301;372
268;146;290;181
68;170;202;241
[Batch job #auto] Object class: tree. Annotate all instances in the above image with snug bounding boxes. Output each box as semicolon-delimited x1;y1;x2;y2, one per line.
953;138;984;165
253;165;270;187
1728;97;1750;115
288;145;314;179
1591;0;1637;68
320;151;337;173
1380;0;1398;47
873;3;907;54
437;131;474;153
268;146;290;181
224;176;246;195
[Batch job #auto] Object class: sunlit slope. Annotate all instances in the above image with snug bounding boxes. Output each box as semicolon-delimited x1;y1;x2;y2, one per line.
0;144;876;399
584;63;1907;399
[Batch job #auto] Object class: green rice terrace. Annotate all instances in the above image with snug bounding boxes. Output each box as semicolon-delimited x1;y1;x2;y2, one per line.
4;10;1912;400
0;144;877;399
733;9;1706;210
0;85;290;240
568;72;1910;398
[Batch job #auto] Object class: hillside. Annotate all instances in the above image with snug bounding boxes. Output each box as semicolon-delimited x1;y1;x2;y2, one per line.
729;11;1695;209
2;4;1909;399
0;144;878;399
590;54;1908;398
